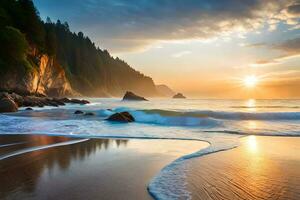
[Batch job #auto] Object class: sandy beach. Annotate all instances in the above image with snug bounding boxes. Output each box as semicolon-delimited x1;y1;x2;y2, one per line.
0;134;208;200
1;134;300;200
186;136;300;200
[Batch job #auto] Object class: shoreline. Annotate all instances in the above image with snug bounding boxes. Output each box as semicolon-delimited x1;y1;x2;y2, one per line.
0;134;208;200
186;135;300;199
1;133;300;199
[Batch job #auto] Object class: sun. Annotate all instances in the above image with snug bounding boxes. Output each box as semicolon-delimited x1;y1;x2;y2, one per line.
244;75;258;88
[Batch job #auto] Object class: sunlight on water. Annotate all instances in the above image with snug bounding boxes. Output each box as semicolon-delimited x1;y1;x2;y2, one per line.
247;121;257;129
246;99;256;111
246;135;258;154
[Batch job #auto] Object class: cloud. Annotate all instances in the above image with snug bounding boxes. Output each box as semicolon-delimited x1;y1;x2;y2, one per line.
245;42;266;48
251;36;300;66
35;0;300;52
275;37;300;54
286;2;300;17
172;51;191;58
261;70;300;86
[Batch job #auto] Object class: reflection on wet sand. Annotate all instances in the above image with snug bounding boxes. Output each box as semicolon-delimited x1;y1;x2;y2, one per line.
0;134;207;200
187;136;300;200
0;135;128;199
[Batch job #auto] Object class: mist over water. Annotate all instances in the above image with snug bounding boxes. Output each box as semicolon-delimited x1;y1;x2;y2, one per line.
0;98;299;199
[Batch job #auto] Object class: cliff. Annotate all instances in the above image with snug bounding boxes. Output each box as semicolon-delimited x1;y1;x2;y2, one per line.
0;0;159;97
32;54;73;96
0;54;74;97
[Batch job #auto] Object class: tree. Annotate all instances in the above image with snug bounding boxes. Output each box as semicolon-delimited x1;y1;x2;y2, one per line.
44;23;57;55
0;26;28;62
0;7;9;28
16;0;45;49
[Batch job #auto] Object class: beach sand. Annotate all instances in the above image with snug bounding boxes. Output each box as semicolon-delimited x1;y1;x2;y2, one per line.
186;136;300;200
0;134;208;200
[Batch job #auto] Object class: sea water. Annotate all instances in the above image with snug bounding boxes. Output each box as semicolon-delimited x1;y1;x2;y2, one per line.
0;98;299;199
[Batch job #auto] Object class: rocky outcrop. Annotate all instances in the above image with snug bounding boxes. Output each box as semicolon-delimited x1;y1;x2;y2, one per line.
106;112;135;122
0;97;18;113
122;91;148;101
74;110;84;114
173;93;186;99
0;92;89;113
0;54;74;97
84;112;95;116
33;55;74;97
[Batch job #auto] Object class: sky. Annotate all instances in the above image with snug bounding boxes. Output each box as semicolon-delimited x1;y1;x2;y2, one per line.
34;0;300;98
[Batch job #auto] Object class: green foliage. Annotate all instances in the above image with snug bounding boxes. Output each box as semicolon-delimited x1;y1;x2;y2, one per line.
0;7;9;27
0;0;45;50
44;22;56;55
0;26;28;62
0;0;157;96
15;0;45;49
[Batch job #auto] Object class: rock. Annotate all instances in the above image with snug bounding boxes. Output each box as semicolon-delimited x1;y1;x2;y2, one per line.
0;92;11;99
106;112;135;122
122;91;148;101
25;107;33;111
74;110;84;114
0;91;90;109
173;93;186;99
60;97;72;103
84;112;95;116
9;93;24;106
0;97;18;113
52;98;66;106
81;99;90;104
70;99;90;105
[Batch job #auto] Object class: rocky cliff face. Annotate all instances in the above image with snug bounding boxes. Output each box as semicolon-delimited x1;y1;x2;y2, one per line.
33;55;73;96
0;54;74;97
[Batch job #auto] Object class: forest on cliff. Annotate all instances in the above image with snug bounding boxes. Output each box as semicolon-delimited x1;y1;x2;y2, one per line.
0;0;158;96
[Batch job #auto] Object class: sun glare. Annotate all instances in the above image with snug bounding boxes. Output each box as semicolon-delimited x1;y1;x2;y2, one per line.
244;75;258;88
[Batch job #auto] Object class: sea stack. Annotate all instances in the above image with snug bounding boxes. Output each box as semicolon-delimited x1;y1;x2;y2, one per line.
122;91;148;101
106;112;135;122
173;93;186;99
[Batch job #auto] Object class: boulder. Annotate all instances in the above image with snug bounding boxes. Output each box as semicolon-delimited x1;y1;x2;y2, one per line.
0;92;10;100
25;107;33;111
122;91;147;101
173;93;186;99
52;98;66;106
106;112;135;122
84;112;95;116
70;99;90;105
74;110;84;114
0;97;18;113
60;97;72;103
10;93;24;106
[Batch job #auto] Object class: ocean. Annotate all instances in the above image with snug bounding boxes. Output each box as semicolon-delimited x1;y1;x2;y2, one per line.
0;98;299;199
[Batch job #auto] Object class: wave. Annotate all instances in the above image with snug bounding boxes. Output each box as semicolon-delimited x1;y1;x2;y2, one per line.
0;138;89;161
134;109;300;121
130;110;221;127
148;138;239;200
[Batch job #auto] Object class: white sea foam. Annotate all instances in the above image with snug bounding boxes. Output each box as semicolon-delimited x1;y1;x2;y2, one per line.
0;138;89;160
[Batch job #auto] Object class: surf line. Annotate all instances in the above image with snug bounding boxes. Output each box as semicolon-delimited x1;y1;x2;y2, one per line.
0;141;27;148
0;138;89;161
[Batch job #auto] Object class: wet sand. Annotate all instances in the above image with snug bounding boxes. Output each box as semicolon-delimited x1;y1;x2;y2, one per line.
186;136;300;200
0;134;208;200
